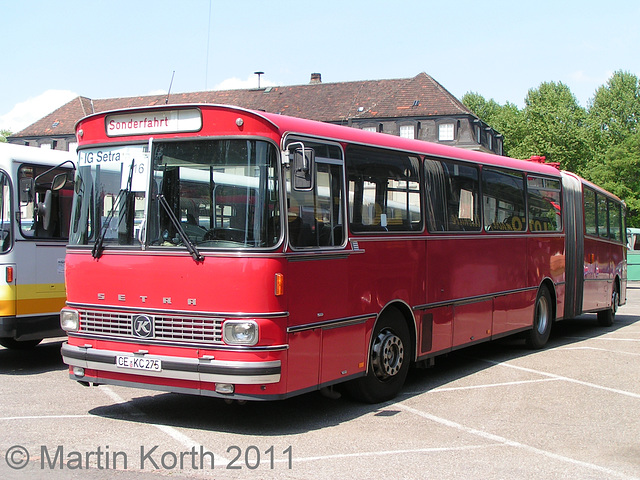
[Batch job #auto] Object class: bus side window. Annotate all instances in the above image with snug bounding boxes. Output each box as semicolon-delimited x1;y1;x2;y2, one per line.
424;158;480;232
347;146;422;233
608;198;622;242
483;168;526;232
584;188;597;236
527;176;562;232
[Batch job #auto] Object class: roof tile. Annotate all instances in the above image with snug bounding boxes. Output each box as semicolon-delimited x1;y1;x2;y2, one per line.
12;73;473;137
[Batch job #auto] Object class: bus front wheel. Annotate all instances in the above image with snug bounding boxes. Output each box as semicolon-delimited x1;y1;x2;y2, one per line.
345;308;411;403
525;287;552;349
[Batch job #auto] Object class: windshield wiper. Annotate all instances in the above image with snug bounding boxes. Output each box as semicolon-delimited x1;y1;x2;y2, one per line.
157;194;204;263
92;160;135;259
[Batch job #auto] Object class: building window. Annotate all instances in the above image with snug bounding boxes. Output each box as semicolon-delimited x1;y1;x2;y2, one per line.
362;126;377;132
399;125;415;139
438;123;454;141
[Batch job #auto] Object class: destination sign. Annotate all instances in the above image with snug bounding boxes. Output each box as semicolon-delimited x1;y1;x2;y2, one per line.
105;108;202;136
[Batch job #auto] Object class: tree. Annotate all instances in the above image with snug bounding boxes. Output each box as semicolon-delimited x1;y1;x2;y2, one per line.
583;132;640;227
465;76;639;226
509;81;590;174
0;129;10;143
461;92;524;157
587;70;640;155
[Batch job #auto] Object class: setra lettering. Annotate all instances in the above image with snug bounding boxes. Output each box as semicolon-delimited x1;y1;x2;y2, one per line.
96;293;197;306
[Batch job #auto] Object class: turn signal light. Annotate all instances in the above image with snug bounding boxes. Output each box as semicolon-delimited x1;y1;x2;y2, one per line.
275;273;284;296
5;266;13;283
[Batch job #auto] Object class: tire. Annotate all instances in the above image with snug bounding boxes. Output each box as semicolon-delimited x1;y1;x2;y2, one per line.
525;287;552;349
597;286;619;327
0;338;43;350
345;308;411;403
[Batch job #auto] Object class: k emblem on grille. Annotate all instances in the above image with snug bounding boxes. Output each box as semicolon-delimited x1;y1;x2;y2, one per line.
132;315;154;338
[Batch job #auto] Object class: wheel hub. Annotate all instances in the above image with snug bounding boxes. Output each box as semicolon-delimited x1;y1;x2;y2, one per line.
371;329;404;380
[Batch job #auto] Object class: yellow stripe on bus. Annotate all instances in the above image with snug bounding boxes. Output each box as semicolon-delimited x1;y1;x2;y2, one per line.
0;283;67;317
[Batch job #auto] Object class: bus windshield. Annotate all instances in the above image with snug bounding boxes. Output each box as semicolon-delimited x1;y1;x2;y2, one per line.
69;139;281;250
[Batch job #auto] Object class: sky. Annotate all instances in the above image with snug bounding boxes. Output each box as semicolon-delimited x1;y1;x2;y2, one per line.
1;0;638;133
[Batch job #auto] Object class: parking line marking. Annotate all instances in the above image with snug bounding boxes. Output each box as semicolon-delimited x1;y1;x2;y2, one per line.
480;359;640;399
562;346;640;356
101;386;230;466
397;403;640;480
564;336;640;342
288;443;500;463
599;338;640;342
425;377;560;393
0;415;93;421
402;378;560;395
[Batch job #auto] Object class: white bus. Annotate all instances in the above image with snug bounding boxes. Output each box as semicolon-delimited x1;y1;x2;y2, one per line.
0;143;74;349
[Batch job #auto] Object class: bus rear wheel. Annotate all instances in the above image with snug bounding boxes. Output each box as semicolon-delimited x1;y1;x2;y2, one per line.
0;338;42;350
345;308;411;403
525;287;552;349
597;286;618;327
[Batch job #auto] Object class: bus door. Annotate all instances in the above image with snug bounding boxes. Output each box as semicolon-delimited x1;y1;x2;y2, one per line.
0;170;16;318
16;163;73;316
283;140;361;392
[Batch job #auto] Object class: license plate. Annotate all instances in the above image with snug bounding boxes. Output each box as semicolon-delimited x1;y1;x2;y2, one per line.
115;355;162;372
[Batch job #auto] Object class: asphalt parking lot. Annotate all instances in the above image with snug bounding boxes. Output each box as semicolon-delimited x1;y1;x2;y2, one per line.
1;286;639;480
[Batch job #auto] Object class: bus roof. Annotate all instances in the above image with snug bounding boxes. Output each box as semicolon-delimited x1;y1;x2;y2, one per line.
0;143;74;167
78;103;562;177
562;170;623;203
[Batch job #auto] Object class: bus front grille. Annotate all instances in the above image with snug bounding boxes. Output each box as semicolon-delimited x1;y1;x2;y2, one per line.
76;309;223;344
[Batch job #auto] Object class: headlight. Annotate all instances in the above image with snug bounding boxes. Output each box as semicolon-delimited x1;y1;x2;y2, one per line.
223;320;258;346
60;309;79;332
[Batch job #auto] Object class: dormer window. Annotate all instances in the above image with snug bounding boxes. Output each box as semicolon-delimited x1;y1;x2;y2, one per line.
399;125;415;139
438;123;454;141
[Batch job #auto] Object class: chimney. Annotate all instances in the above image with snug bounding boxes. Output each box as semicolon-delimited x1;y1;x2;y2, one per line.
310;73;322;84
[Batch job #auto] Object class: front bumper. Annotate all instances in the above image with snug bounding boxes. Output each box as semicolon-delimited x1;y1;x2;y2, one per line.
0;315;64;341
61;342;281;384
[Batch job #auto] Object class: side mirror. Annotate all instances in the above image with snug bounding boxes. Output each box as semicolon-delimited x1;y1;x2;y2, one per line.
51;172;68;191
291;146;314;191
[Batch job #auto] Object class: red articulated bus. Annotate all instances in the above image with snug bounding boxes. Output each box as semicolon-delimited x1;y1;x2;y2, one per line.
60;104;627;403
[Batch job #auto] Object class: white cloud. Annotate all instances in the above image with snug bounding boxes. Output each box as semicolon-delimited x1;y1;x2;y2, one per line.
569;70;611;86
212;75;276;91
0;90;78;133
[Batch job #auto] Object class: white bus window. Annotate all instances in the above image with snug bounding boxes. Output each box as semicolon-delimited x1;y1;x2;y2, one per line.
0;172;12;252
18;164;74;240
